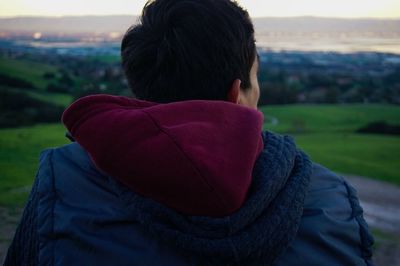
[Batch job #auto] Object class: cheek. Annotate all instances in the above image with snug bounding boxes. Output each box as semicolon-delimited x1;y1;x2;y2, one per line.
253;88;260;108
255;83;260;99
252;81;260;106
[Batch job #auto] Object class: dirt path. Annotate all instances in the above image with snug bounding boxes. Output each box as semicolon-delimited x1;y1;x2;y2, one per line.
344;175;400;266
0;207;22;265
345;175;400;235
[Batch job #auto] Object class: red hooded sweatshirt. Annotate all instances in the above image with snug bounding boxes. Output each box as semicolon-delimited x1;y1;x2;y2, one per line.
62;94;264;217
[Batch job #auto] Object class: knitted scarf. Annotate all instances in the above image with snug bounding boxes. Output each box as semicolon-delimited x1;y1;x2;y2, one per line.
110;131;313;265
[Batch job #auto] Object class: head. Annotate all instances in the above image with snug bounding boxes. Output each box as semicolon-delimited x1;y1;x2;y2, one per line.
121;0;259;109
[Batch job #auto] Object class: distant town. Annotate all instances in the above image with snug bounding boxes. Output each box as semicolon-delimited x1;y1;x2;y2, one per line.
1;30;399;108
257;48;400;105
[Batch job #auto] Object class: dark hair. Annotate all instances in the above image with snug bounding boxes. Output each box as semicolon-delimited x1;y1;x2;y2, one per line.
121;0;255;103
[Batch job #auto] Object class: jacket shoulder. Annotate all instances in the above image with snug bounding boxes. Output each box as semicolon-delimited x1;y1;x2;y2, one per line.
274;163;374;266
34;143;196;266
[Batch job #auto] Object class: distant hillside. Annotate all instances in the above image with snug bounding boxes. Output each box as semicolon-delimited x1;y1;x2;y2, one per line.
0;15;399;35
253;17;400;35
0;15;138;34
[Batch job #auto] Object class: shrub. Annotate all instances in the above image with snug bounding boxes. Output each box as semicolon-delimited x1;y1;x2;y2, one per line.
0;89;64;128
356;121;400;135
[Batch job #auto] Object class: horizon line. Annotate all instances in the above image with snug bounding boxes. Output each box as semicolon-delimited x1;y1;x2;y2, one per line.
0;14;400;20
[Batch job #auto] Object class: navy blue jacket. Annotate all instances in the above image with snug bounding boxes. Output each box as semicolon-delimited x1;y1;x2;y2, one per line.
5;134;374;265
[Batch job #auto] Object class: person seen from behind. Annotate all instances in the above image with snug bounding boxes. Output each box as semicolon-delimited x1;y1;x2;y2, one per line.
5;0;374;265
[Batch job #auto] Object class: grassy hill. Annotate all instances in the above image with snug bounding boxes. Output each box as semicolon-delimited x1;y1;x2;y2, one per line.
0;57;74;128
0;56;73;108
0;56;57;90
5;87;73;107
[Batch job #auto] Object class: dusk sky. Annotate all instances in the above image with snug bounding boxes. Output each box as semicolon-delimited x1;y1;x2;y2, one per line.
0;0;399;18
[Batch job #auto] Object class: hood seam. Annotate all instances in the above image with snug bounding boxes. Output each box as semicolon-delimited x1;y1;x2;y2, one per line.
140;109;230;212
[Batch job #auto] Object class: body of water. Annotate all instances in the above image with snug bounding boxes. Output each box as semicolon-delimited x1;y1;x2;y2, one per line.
256;35;400;54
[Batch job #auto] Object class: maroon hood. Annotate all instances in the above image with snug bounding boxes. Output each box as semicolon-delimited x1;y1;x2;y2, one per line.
62;94;264;217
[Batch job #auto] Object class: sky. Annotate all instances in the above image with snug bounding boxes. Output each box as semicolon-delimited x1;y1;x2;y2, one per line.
0;0;399;18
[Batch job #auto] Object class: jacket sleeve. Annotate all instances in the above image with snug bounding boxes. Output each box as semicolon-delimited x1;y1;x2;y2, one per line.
274;163;374;266
3;151;52;266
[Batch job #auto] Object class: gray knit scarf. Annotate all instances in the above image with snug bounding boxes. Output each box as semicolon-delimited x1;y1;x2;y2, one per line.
112;131;313;265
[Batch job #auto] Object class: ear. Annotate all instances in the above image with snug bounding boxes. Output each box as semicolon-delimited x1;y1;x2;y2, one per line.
227;79;241;104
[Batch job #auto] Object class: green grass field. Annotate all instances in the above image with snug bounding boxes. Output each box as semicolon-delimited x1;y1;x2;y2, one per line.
261;104;400;133
261;104;400;184
294;133;399;183
0;104;399;207
0;124;68;206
